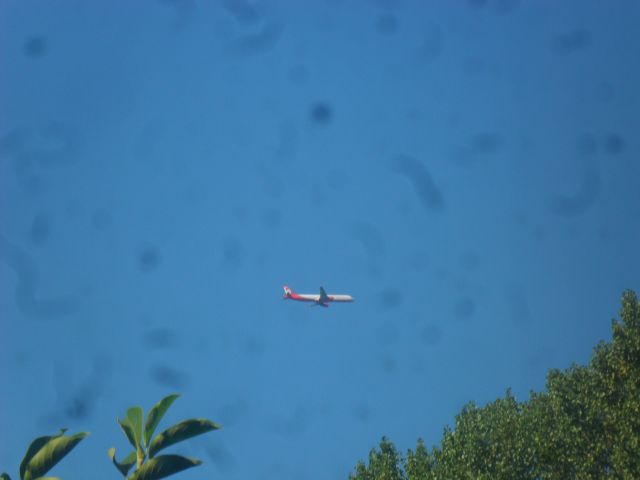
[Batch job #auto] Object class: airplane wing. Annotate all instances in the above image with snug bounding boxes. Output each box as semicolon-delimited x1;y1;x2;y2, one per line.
319;286;329;304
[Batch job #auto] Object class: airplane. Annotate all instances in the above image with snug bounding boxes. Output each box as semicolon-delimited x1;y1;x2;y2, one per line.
282;285;354;307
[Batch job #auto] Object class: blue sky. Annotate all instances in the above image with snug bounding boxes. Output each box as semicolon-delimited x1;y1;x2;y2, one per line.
1;1;639;479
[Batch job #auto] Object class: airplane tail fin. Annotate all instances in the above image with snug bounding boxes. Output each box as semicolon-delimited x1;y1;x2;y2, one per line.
283;285;293;298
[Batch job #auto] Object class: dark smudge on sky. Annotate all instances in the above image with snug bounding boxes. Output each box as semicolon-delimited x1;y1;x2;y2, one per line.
453;296;476;320
30;212;52;246
44;357;111;426
375;14;398;35
552;28;592;53
455;133;502;167
268;404;312;437
506;283;532;325
0;233;79;317
392;155;444;212
261;208;282;230
137;244;162;272
149;364;189;389
351;402;370;423
24;36;47;58
471;133;502;155
218;399;249;427
495;0;519;14
380;354;396;373
143;327;179;349
604;134;626;155
418;24;444;63
221;0;262;25
156;0;195;29
1;123;82;192
576;133;626;157
595;81;615;102
421;324;443;347
232;22;283;55
63;396;91;420
378;287;403;310
351;222;386;258
1;123;80;167
204;439;236;472
222;238;245;269
549;159;601;217
310;102;333;126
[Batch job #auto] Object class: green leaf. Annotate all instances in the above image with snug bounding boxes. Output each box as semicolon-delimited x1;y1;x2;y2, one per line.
107;447;137;477
1;473;12;480
129;455;201;480
148;419;220;458
144;394;180;448
117;418;138;452
125;407;144;450
23;432;88;480
19;430;66;480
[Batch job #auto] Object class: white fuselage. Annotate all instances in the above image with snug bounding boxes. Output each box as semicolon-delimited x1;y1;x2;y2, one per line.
296;293;354;302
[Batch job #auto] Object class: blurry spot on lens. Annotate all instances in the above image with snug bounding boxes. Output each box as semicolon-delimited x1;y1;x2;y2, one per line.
30;212;52;246
310;102;332;125
137;244;161;272
421;324;442;347
375;14;398;35
24;36;47;58
149;365;189;389
604;134;625;155
552;29;591;53
453;297;476;320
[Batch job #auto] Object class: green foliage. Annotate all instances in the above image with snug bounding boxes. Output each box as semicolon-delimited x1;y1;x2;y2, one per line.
144;394;179;448
1;429;87;480
108;448;137;477
404;440;431;480
20;432;60;480
129;455;201;480
147;419;220;459
350;437;404;480
350;290;640;479
109;394;220;480
125;407;144;454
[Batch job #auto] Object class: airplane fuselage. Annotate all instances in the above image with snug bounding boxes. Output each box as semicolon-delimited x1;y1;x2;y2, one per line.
283;285;354;306
289;293;354;302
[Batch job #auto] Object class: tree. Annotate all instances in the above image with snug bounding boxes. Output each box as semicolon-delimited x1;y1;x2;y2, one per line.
349;290;640;479
350;437;405;480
